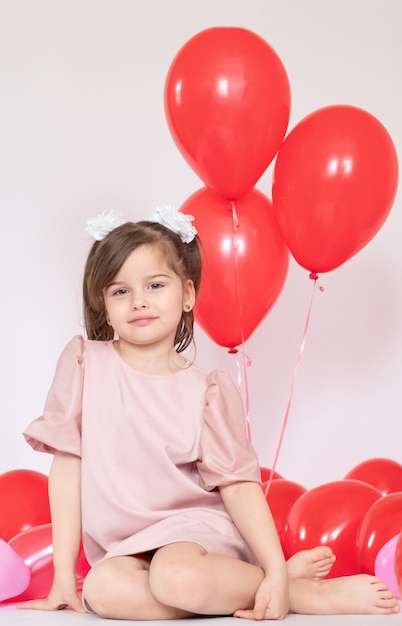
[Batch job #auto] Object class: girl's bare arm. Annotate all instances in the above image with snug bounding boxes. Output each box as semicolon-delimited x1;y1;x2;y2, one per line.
18;451;85;612
220;480;289;619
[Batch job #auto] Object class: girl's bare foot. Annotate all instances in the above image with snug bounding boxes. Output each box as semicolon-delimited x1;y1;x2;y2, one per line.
289;574;400;615
287;546;335;580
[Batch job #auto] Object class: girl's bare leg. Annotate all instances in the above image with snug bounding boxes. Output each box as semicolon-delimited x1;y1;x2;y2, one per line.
82;546;400;619
287;546;336;579
150;544;400;617
82;555;193;620
149;542;265;616
287;548;399;614
289;575;400;615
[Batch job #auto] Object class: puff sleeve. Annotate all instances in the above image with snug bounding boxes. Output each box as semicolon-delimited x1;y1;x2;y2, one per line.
23;335;84;457
197;371;261;491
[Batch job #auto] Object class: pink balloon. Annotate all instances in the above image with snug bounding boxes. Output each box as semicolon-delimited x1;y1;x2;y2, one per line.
396;530;402;597
0;538;31;602
8;523;53;601
374;534;400;599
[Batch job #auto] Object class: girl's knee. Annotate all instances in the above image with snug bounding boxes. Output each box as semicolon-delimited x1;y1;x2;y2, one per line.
82;557;154;619
82;566;107;616
149;553;207;610
82;565;112;617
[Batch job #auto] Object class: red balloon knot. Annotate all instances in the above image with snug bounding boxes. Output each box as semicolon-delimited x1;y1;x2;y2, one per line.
309;272;325;291
228;348;238;354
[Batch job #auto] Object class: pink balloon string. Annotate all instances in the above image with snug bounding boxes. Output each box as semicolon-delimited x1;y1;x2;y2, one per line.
264;275;323;496
229;201;252;440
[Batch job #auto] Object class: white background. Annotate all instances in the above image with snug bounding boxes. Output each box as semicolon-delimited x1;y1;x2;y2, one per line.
0;0;401;489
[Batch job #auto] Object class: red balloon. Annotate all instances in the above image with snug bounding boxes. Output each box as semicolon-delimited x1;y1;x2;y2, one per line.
396;530;402;597
357;492;402;575
282;480;381;577
0;469;50;541
272;105;399;273
9;523;90;600
260;467;284;482
165;27;291;199
345;458;402;496
180;187;289;349
262;479;306;556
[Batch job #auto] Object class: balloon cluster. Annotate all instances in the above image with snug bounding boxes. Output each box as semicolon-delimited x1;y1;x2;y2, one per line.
0;469;90;604
165;27;399;351
261;457;402;598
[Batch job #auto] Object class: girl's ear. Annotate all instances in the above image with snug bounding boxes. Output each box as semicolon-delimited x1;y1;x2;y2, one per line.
183;279;196;312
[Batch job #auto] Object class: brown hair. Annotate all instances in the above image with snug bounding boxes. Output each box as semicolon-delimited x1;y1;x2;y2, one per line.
83;221;202;352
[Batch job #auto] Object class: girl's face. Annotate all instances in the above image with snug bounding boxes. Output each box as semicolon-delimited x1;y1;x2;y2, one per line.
103;244;195;351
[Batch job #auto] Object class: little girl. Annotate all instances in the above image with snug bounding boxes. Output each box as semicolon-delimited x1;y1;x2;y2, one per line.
20;208;399;619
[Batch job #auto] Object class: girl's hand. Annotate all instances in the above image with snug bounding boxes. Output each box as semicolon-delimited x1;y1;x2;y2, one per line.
234;575;289;621
17;571;85;613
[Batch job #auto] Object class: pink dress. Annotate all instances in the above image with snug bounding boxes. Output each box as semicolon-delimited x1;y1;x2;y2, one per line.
23;336;261;566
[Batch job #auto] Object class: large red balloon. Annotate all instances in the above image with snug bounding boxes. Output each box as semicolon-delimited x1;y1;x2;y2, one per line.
345;458;402;496
282;480;381;577
272;105;399;273
262;479;306;556
180;187;289;349
165;27;291;199
0;469;50;542
357;492;402;575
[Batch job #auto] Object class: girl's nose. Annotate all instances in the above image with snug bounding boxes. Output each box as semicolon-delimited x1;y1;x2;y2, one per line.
130;292;148;310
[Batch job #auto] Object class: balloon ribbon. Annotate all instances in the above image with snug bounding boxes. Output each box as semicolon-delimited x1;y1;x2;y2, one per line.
228;201;252;440
264;274;323;495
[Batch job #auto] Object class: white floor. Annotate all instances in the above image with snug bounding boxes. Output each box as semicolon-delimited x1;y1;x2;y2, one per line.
1;604;401;626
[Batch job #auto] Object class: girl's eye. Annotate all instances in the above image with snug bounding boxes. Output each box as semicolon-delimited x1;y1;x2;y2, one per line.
149;283;163;290
113;288;129;296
